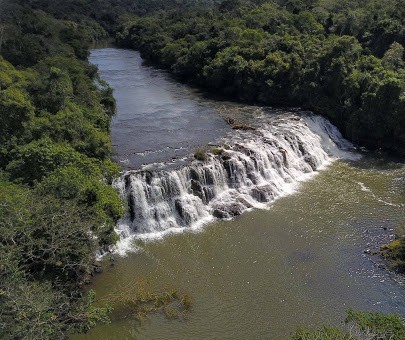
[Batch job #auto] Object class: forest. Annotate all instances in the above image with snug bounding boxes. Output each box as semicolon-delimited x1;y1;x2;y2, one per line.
0;0;405;338
0;1;123;338
116;0;405;157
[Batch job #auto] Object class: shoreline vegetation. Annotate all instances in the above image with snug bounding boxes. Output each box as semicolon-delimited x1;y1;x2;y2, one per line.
292;309;405;339
381;223;405;273
114;0;405;158
0;1;124;338
0;0;404;338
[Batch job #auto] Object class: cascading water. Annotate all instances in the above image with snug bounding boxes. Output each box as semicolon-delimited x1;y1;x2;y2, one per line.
114;111;357;246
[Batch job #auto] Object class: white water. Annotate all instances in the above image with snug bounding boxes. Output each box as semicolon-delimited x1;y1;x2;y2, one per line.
356;181;405;208
114;112;358;252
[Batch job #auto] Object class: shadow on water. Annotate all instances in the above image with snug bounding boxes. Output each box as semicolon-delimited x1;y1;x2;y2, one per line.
350;151;405;170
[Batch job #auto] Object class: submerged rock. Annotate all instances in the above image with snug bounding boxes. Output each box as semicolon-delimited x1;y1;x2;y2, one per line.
224;117;256;130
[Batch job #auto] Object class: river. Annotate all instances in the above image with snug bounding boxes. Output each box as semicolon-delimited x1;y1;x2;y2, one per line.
75;47;405;339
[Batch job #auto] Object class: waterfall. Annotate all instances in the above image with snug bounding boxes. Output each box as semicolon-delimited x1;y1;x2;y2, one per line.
114;112;357;246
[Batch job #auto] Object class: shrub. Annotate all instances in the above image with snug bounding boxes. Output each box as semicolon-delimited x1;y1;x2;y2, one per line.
211;147;224;156
194;149;207;161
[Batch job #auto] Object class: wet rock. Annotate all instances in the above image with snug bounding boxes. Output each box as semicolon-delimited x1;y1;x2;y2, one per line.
224;117;256;131
212;201;246;219
189;168;200;181
221;154;232;161
175;199;192;224
304;155;317;170
213;209;228;219
223;160;233;178
204;168;215;185
278;147;288;165
203;187;215;202
297;140;305;155
251;186;272;202
364;248;378;256
237;197;253;208
144;171;153;185
175;199;185;219
128;192;136;222
93;263;103;274
191;179;204;201
191;179;202;194
247;171;259;185
124;174;132;190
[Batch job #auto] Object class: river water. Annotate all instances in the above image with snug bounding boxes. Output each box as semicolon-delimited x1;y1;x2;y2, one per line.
76;48;405;339
92;48;230;169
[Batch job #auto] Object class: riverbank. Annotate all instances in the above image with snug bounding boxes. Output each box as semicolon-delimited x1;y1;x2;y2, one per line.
71;46;405;339
74;156;405;339
2;1;405;338
0;3;124;338
115;1;405;158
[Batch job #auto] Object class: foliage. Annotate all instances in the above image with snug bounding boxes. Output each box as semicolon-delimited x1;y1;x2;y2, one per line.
117;0;405;156
292;309;405;339
345;309;405;339
0;1;124;338
2;0;405;337
102;277;192;321
292;326;353;339
0;179;112;339
11;0;221;35
212;147;224;156
194;149;207;161
0;272;111;339
381;223;405;273
1;3;102;67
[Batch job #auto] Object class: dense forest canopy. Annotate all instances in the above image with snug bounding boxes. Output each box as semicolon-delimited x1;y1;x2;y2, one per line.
0;0;405;338
116;0;405;156
0;1;124;338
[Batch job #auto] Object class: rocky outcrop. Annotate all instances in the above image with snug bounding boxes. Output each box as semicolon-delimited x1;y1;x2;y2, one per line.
224;117;256;130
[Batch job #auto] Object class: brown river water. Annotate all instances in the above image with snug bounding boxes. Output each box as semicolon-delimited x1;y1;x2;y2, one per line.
73;48;405;340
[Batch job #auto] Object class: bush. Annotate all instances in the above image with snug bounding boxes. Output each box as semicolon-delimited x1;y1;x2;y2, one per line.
211;147;224;156
292;326;352;339
6;138;82;185
37;165;124;224
381;223;405;272
194;149;207;161
292;309;405;339
345;309;405;338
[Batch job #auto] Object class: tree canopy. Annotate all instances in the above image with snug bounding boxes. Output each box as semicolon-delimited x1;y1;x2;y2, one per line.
1;0;405;338
0;2;123;338
117;0;405;156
